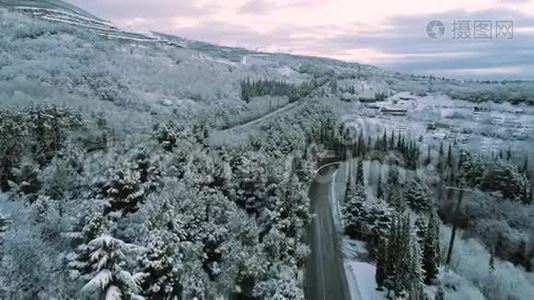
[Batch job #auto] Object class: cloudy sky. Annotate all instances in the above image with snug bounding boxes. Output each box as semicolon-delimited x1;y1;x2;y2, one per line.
68;0;534;79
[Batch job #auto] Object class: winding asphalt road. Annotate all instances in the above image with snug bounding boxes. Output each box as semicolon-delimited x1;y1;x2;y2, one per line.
305;168;350;300
224;98;306;132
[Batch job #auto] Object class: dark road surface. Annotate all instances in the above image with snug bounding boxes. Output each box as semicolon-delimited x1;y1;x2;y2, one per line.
305;169;350;300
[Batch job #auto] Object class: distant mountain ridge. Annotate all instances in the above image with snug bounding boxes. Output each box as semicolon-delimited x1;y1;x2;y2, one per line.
0;0;98;19
0;0;187;46
1;0;533;106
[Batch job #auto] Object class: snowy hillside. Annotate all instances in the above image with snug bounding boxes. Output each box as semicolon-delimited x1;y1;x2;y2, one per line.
1;0;99;19
2;0;532;132
0;0;167;42
0;0;365;134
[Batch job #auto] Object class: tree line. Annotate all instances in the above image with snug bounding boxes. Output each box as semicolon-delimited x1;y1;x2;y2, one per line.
240;78;318;103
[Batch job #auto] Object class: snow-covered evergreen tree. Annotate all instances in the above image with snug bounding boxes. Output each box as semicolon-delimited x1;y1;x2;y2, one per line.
356;160;364;185
437;142;444;173
384;166;406;212
0;213;8;258
390;190;407;213
131;148;161;193
384;216;401;297
377;171;384;199
138;230;182;299
458;153;485;187
422;211;440;284
24;106;83;167
155;122;179;151
447;143;453;167
345;165;355;201
481;159;531;203
0;109;25;192
375;237;388;291
40;153;81;199
397;216;412;297
365;199;394;237
435;284;445;300
407;232;424;299
254;265;303;300
276;173;311;239
0;213;7;234
100;161;145;214
383;214;415;298
403;178;433;212
183;150;219;189
74;235;141;300
414;216;426;244
343;183;367;238
229;150;269;215
68;213;109;277
8;160;42;196
292;150;313;185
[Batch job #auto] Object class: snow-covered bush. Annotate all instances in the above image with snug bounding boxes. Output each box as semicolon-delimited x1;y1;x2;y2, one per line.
40;155;80;200
438;270;486;300
441;227;534;300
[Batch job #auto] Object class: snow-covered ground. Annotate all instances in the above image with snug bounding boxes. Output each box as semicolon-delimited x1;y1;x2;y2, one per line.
331;167;344;232
345;262;388;300
330;162;388;300
342;238;368;260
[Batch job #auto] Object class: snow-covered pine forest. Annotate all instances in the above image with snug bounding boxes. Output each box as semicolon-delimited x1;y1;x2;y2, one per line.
0;100;333;299
1;1;534;299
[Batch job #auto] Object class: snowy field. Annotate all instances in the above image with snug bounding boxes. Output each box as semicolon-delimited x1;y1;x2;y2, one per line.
344;92;534;157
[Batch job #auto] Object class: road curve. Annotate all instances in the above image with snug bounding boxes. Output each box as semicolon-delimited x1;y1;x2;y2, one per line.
215;78;332;134
305;168;350;300
226;98;304;132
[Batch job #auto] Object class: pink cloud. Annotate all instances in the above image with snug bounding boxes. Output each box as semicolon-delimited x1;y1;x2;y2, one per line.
67;0;534;78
